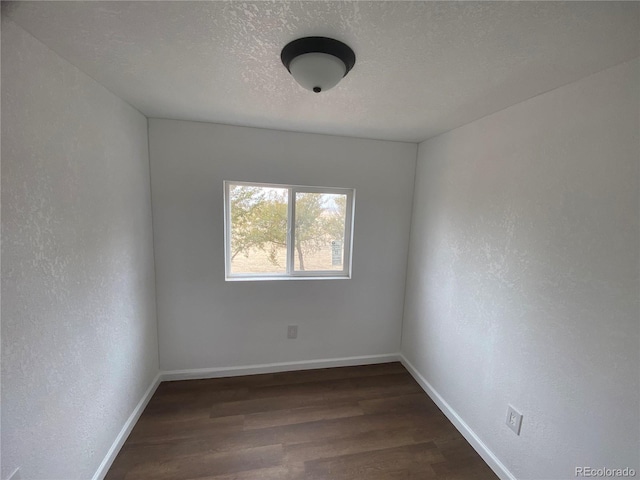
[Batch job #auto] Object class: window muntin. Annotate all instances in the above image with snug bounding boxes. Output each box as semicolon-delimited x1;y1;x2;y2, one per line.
224;181;354;280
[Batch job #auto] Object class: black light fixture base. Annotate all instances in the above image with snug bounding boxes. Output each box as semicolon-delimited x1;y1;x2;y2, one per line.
281;37;356;76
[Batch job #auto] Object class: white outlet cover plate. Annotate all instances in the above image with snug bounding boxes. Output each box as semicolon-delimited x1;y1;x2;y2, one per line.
506;405;523;435
287;325;298;339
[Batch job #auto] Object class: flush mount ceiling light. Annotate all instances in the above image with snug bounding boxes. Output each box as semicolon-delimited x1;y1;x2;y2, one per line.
281;37;356;93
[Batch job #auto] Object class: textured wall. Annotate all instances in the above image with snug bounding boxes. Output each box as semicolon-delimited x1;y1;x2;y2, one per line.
402;58;639;479
1;19;158;480
149;119;416;371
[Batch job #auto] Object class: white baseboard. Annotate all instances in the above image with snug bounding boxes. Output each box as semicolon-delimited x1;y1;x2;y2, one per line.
161;353;401;381
6;467;20;480
399;354;516;480
92;373;161;480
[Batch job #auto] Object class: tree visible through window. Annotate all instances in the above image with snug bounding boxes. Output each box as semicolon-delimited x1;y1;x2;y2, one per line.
225;182;354;279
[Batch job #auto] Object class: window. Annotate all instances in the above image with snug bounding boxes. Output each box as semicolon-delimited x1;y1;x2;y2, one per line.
224;181;354;280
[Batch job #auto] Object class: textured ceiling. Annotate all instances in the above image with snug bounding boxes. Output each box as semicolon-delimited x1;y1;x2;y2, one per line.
4;1;639;142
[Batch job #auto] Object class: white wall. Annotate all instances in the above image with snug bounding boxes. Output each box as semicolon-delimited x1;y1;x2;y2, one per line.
149;119;416;371
402;58;639;480
1;19;158;480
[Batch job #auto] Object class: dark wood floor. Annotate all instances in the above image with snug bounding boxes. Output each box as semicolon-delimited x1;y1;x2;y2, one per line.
106;362;498;480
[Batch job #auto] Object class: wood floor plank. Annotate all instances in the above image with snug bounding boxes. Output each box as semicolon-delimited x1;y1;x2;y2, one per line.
283;426;422;464
106;362;499;480
107;427;284;473
246;372;416;401
412;417;466;444
209;380;422;418
126;414;245;445
243;402;364;430
185;464;305;480
118;445;283;480
303;442;443;480
255;362;408;387
146;387;250;410
431;457;499;480
359;392;441;415
232;410;449;449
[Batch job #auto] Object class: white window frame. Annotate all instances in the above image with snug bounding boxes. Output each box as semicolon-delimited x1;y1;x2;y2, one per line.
224;181;355;281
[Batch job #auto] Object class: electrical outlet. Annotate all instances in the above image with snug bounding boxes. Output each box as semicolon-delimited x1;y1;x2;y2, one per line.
287;325;298;339
8;467;21;480
506;405;523;435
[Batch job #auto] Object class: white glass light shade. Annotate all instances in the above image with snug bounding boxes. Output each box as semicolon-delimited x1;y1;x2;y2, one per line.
288;52;347;93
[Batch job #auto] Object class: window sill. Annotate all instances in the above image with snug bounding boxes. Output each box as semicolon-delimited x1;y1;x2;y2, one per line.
225;274;351;282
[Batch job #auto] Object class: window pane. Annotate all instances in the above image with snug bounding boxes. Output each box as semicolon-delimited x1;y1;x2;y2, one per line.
229;184;288;274
294;192;347;271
